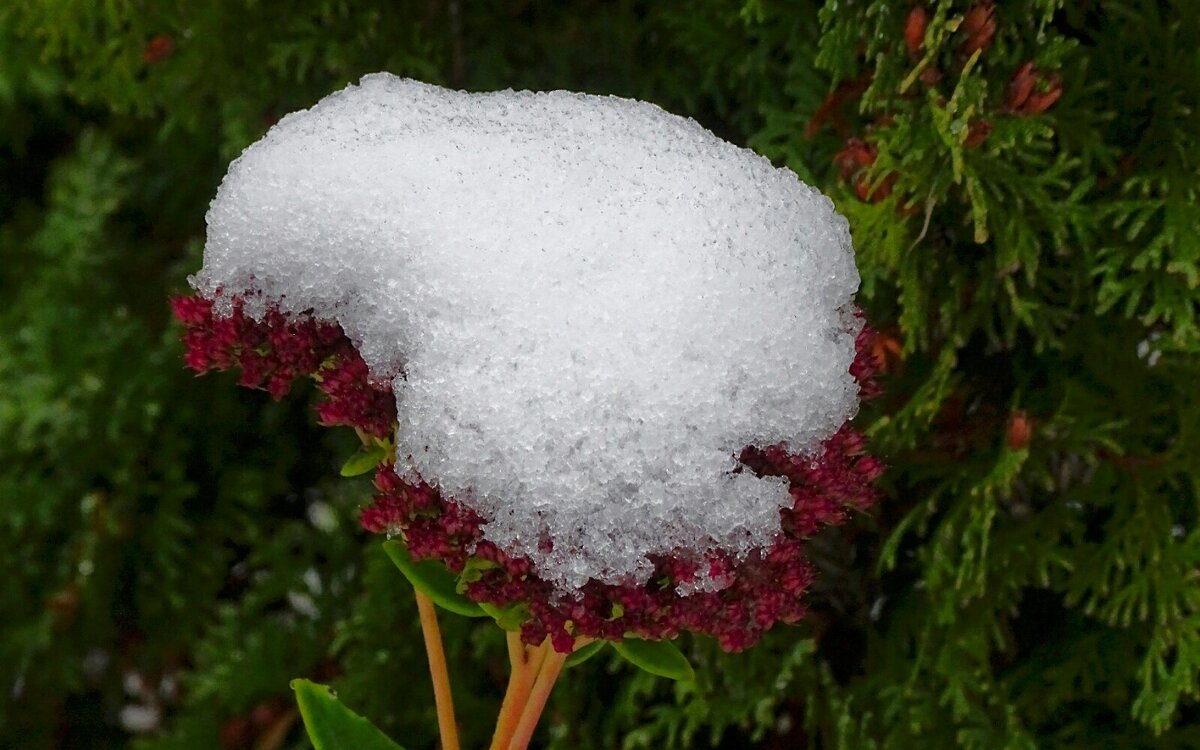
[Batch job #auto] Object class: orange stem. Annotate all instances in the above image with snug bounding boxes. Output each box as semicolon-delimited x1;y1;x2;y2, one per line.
414;589;461;750
506;645;569;750
490;635;548;750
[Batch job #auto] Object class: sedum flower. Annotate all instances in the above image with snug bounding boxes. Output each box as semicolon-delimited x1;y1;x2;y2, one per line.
176;74;885;654
174;296;882;652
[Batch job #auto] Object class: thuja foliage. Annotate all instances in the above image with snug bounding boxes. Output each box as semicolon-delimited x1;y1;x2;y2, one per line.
2;1;1196;748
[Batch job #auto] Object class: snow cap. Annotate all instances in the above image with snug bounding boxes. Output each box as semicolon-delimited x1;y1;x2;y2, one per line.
194;74;862;589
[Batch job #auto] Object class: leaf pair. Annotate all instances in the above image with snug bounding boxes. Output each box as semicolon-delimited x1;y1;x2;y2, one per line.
382;539;695;681
293;543;695;748
292;642;692;750
561;637;695;681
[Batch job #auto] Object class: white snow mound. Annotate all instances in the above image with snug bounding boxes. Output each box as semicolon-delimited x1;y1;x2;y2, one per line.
193;74;862;590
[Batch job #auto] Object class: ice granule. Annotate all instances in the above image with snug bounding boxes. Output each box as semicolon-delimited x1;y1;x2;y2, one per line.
193;74;863;590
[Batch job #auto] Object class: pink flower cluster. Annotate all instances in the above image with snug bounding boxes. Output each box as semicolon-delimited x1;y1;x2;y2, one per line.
171;296;394;438
174;295;882;652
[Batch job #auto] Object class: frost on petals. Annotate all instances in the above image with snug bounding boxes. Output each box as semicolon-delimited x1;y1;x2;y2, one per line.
174;297;882;651
192;76;867;591
180;76;885;651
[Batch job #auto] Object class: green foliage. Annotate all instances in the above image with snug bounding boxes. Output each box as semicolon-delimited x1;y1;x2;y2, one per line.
381;541;487;618
639;0;1200;746
2;1;1198;748
292;680;406;750
612;638;696;683
564;640;608;668
339;444;388;477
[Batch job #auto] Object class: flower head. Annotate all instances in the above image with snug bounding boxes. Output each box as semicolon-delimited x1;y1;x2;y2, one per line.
178;74;884;652
175;297;882;651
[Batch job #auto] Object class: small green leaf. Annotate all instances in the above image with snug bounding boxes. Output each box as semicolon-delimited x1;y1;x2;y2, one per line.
455;557;500;593
613;636;695;681
479;601;532;631
382;541;487;618
565;640;607;667
340;445;387;477
292;679;406;750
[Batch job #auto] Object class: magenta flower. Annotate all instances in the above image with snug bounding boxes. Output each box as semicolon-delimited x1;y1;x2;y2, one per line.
174;294;881;653
177;74;885;749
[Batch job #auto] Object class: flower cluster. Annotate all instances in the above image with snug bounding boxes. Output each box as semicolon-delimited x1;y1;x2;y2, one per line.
172;295;394;438
175;295;882;652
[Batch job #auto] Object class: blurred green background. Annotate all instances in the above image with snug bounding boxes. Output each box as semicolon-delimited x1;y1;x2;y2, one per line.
2;1;1198;748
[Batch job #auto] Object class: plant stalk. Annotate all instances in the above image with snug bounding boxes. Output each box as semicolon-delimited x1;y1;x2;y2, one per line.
489;635;549;750
414;588;461;750
505;645;569;750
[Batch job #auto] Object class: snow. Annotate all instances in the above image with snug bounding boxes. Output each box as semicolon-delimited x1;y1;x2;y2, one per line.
193;74;862;589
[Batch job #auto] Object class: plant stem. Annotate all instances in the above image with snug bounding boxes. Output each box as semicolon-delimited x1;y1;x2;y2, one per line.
414;588;461;750
506;645;569;750
490;635;548;750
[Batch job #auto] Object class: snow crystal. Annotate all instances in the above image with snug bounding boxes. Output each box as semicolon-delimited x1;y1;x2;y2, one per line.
193;74;862;590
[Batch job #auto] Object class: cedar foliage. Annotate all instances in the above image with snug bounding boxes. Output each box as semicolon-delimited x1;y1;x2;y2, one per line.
1;1;1197;748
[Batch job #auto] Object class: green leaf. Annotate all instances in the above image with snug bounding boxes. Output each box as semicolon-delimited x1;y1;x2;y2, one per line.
339;444;387;477
455;557;500;593
479;600;532;631
613;636;695;681
382;541;487;618
292;679;406;750
565;639;607;667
